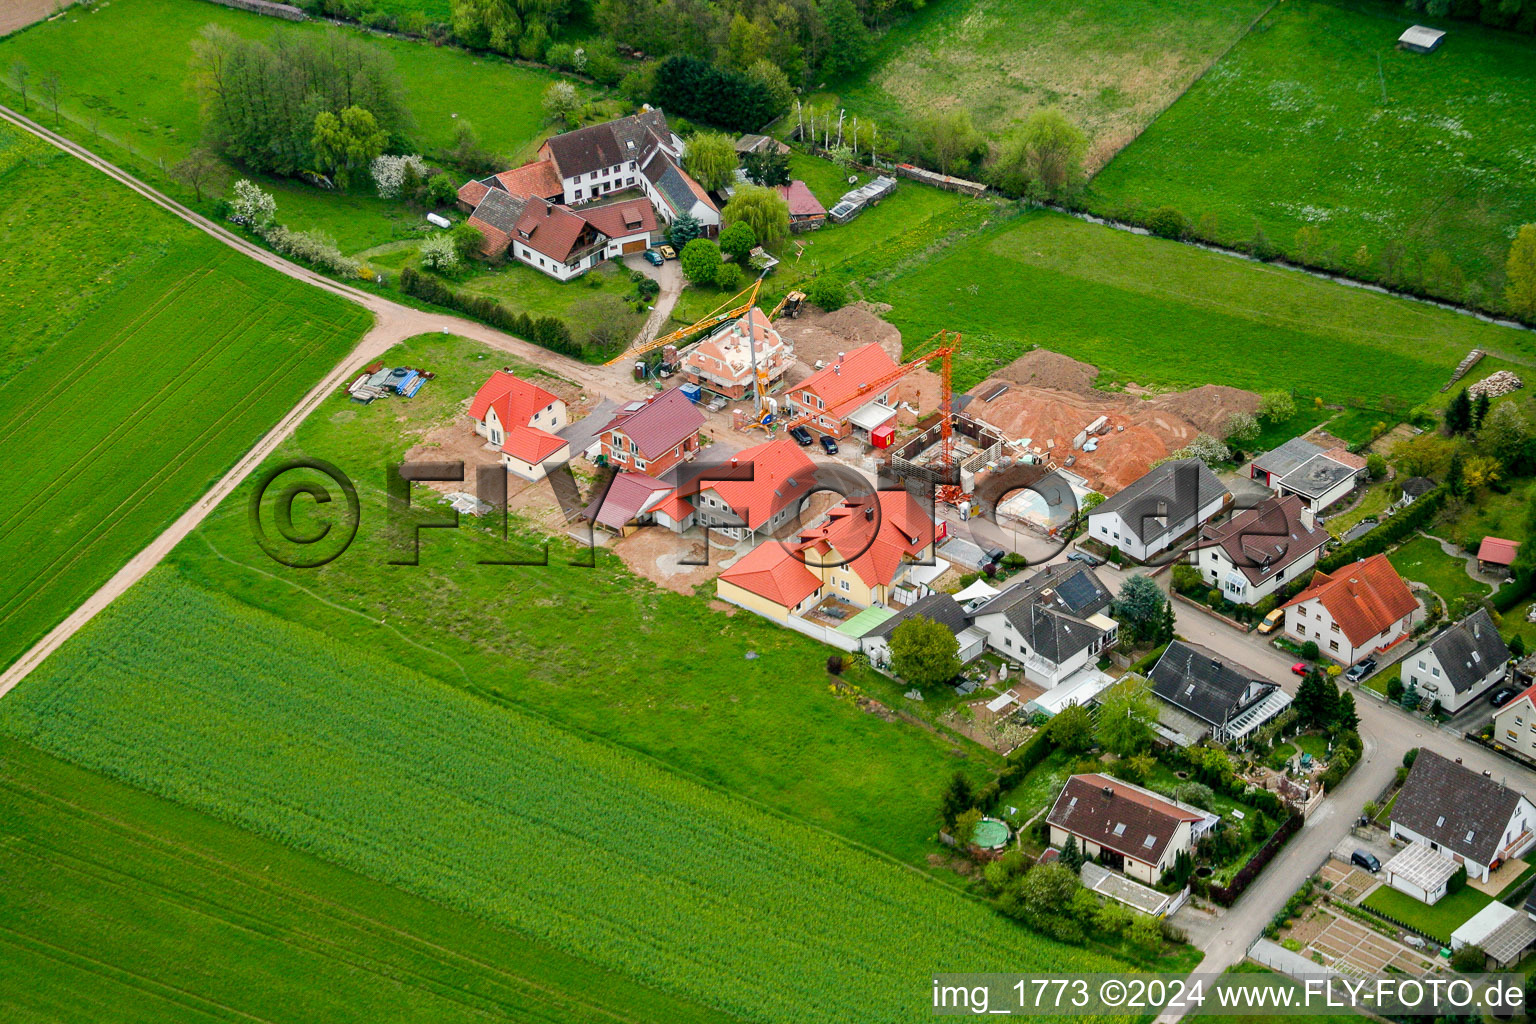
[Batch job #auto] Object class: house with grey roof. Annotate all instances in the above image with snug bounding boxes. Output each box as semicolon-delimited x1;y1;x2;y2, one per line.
1250;438;1324;488
1187;494;1330;605
1390;749;1536;883
970;564;1119;688
1250;437;1366;511
1401;608;1511;714
1086;459;1230;562
858;592;987;668
1148;640;1291;746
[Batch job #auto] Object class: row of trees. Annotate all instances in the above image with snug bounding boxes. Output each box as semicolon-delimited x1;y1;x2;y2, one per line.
190;25;413;183
1397;0;1536;34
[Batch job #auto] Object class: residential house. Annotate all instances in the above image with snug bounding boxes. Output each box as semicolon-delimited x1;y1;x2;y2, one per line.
1248;437;1365;511
598;389;706;476
456;159;563;214
970;562;1119;689
679;308;795;401
1479;537;1521;573
715;490;938;620
1149;640;1292;747
859;592;987;669
1493;682;1536;761
1402;608;1511;713
691;438;816;541
1389;749;1536;884
467;370;570;481
1047;774;1218;886
782;342;901;440
1086;458;1231;563
584;472;677;536
1281;554;1418;666
1187;494;1330;605
538;109;681;206
1396;476;1436;509
777;180;827;231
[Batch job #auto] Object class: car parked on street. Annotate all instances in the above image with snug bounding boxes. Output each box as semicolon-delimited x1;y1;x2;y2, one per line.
1344;657;1377;683
789;425;814;446
1291;662;1309;676
1067;550;1103;567
818;435;839;455
1257;608;1285;634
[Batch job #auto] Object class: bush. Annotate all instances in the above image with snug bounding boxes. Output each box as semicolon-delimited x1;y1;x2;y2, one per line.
1300;641;1319;661
713;261;744;292
805;277;848;312
679;238;723;284
1146;206;1189;240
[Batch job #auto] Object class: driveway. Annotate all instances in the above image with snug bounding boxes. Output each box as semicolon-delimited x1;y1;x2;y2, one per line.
623;253;683;350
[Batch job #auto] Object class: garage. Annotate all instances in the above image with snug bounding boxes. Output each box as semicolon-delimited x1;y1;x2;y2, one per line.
622;239;647;254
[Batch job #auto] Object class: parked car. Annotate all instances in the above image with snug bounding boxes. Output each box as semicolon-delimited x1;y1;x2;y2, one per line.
1351;850;1381;873
1067;550;1103;567
657;245;677;260
984;546;1007;567
1291;662;1309;676
818;435;839;455
1491;686;1518;707
641;249;664;266
1344;657;1377;683
789;425;814;446
1257;608;1285;634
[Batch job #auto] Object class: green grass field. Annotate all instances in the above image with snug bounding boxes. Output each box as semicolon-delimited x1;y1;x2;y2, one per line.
0;735;734;1024
0;121;369;671
0;0;573;252
1362;881;1491;942
0;569;1124;1024
816;0;1272;170
1388;535;1490;611
1089;0;1536;312
869;210;1536;397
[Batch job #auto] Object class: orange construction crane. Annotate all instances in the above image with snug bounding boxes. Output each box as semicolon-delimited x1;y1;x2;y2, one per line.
783;329;962;474
605;277;805;369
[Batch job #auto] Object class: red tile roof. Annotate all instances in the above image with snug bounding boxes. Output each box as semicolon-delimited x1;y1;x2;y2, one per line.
699;439;815;531
458;178;490;207
578;197;656;239
777;180;826;217
494;159;563;200
515;198;597;263
501;424;568;465
469;371;560;427
588;472;673;529
1479;536;1521;566
796;490;933;589
794;342;902;420
1323;447;1368;471
718;539;821;608
1282;553;1418;647
1047;774;1203;866
601;389;705;460
652;490;695;522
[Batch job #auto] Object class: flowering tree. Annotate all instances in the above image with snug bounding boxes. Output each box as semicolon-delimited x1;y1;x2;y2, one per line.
419;234;459;274
371;154;428;198
230;180;276;228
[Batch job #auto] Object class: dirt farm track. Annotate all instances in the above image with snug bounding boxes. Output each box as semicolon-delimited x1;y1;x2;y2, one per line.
0;0;59;38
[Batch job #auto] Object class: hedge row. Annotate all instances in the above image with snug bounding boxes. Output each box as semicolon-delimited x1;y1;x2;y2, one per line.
1209;811;1304;907
400;267;596;360
979;728;1057;813
1318;487;1446;573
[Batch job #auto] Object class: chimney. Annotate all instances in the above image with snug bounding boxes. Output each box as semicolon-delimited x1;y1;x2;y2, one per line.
864;505;875;522
1299;503;1316;532
837;351;845;364
1102;785;1114;799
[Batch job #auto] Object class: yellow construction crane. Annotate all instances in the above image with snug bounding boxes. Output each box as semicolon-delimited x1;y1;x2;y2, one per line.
604;276;805;369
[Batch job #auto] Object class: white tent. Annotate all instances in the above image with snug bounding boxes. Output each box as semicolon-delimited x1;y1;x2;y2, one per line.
954;578;1000;604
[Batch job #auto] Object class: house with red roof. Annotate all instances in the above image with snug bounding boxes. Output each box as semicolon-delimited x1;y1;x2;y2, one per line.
1047;774;1217;885
468;370;571;481
1281;553;1420;666
598;389;705;477
777;180;827;231
1492;679;1536;761
691;438;816;541
715;490;940;621
1479;536;1521;573
680;308;795;401
783;342;902;440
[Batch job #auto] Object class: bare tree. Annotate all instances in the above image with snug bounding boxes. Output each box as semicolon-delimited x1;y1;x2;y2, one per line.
172;148;224;202
39;69;61;127
7;60;28;113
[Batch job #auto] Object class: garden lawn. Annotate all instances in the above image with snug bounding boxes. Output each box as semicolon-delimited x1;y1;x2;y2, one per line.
870;211;1536;397
1250;402;1336;454
0;569;1124;1024
995;747;1080;823
0;0;576;252
1363;882;1491;943
455;254;646;334
1326;478;1395;539
815;0;1272;169
0;736;732;1024
1089;0;1536;313
154;332;1001;868
1325;408;1401;448
1436;480;1533;551
1387;535;1490;611
0;121;369;671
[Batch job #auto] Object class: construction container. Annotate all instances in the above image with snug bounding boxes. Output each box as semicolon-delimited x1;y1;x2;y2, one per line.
870;423;895;448
680;382;703;404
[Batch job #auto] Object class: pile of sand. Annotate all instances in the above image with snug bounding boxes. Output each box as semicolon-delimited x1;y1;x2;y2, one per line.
779;302;903;370
990;349;1100;394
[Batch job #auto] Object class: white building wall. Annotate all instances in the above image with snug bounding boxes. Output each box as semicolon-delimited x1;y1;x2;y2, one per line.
1403;647;1507;714
1195;544;1321;605
1284;596;1411;666
1493;698;1536;758
1089;493;1226;563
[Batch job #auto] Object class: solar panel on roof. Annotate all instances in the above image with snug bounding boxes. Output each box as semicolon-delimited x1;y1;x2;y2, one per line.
1055;573;1098;610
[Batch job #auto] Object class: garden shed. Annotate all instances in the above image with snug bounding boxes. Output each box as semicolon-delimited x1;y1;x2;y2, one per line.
1398;25;1445;53
1383;841;1458;905
1450;901;1536;967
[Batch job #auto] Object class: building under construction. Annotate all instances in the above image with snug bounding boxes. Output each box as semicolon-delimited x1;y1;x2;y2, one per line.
676;308;795;401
